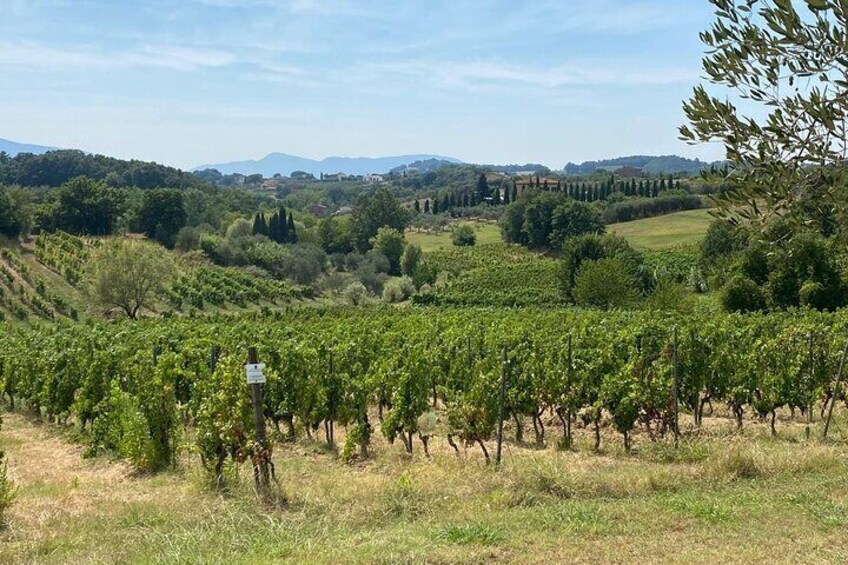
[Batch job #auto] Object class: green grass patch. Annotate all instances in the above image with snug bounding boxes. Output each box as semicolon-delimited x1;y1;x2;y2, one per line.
609;208;714;250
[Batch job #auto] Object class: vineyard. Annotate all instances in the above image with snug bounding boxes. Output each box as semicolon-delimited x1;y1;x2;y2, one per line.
0;247;78;322
167;267;303;311
416;245;562;307
2;307;847;477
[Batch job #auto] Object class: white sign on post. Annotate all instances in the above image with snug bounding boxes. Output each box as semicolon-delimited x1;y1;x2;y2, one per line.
245;363;267;384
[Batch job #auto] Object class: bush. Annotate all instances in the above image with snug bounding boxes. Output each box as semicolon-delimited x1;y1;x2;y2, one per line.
382;276;416;303
452;225;476;247
225;218;253;240
411;261;438;289
370;227;406;275
721;276;766;312
572;258;640;309
700;220;747;269
278;243;328;286
344;281;368;305
400;244;422;276
174;226;201;251
560;233;645;300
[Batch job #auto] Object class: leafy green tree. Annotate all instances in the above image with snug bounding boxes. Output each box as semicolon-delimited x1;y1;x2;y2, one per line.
136;189;187;248
400;243;422;276
287;212;298;243
370;227;406;275
225;218;253;240
699;220;748;269
349;187;410;251
87;239;175;319
549;200;605;248
681;0;848;234
475;173;491;202
318;216;352;254
43;176;124;235
451;224;476;247
559;233;644;300
0;185;30;238
252;213;267;236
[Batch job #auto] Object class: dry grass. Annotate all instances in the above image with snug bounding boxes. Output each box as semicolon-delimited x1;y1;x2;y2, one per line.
2;407;848;564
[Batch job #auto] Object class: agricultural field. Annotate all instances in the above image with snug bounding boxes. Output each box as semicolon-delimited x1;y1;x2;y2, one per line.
609;208;714;251
406;221;502;252
3;307;848;563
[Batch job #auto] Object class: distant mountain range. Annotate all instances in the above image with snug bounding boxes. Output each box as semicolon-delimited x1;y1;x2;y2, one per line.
194;153;464;177
564;155;723;175
0;138;57;157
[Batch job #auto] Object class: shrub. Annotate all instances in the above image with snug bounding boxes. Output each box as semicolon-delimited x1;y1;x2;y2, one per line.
174;226;201;251
400;244;422;276
278;243;328;286
452;225;476;247
572;258;640;309
721;276;765;312
225;218;253;240
370;227;406;275
382;276;416;303
560;233;644;300
411;261;438;289
344;281;368;305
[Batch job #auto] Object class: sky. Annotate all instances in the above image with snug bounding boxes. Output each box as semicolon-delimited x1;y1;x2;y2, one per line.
0;0;725;170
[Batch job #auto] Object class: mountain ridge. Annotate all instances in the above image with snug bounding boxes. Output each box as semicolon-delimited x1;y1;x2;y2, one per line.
194;153;464;177
0;138;57;157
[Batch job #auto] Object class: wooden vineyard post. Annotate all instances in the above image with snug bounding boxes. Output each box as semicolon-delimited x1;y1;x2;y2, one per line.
807;333;813;440
823;341;848;440
673;327;680;448
247;346;271;492
496;345;508;468
208;344;219;374
565;333;573;450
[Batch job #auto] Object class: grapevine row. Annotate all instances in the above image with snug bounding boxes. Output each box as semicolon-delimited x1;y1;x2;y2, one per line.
0;307;845;475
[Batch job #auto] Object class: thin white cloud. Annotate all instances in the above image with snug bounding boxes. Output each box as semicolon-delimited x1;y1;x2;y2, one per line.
0;41;237;72
357;59;698;91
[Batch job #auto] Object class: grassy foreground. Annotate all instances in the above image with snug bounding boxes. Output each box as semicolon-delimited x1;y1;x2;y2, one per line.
609;208;714;250
3;408;848;564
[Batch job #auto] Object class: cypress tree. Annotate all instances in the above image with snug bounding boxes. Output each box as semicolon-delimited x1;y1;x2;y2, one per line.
462;193;469;207
433;199;440;214
279;206;289;243
511;183;518;202
268;212;280;242
287;212;298;243
424;199;430;213
503;186;510;205
252;213;263;236
660;178;667;192
475;173;490;201
414;200;420;213
493;186;501;205
442;193;450;211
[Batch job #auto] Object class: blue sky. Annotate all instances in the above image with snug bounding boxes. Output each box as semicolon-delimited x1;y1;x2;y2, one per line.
0;0;724;169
